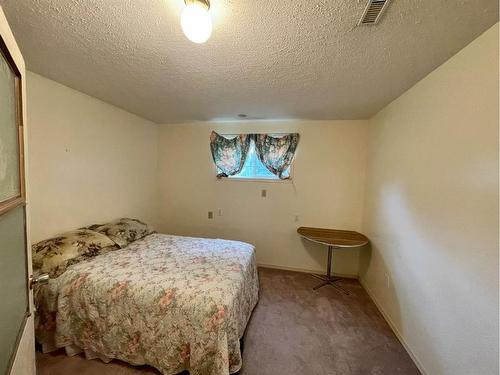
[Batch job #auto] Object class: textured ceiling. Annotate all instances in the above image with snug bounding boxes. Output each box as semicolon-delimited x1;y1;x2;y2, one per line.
1;0;498;123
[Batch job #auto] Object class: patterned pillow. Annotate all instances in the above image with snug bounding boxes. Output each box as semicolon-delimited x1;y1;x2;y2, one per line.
32;229;119;278
88;218;155;248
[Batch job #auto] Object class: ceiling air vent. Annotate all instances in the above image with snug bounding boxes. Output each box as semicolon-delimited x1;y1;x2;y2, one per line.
358;0;390;25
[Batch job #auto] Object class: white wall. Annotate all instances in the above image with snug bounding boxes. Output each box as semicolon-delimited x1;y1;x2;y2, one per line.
27;72;160;243
360;23;499;375
158;121;368;276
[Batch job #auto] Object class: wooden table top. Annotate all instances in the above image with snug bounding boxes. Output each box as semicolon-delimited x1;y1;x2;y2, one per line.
297;227;369;248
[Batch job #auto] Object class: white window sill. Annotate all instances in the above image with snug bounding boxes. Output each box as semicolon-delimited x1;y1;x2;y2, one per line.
215;176;293;183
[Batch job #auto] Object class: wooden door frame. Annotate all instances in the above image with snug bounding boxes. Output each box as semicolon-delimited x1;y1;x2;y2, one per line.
0;32;25;216
0;11;32;375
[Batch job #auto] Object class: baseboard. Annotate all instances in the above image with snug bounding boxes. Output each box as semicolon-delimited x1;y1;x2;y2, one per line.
257;263;359;279
359;278;429;375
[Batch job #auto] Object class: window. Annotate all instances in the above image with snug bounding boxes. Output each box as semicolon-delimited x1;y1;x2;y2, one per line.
216;137;291;180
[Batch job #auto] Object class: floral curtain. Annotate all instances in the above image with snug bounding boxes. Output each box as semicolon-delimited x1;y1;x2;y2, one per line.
254;133;300;179
210;131;251;177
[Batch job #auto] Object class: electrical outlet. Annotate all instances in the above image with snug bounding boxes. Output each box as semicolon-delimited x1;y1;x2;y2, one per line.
217;209;222;217
208;211;214;219
294;214;299;222
261;189;267;198
385;272;390;289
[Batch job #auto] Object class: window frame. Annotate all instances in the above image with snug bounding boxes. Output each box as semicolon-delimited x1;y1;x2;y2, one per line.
213;133;296;183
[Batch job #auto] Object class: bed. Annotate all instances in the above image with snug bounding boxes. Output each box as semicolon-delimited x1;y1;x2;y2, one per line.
33;219;259;375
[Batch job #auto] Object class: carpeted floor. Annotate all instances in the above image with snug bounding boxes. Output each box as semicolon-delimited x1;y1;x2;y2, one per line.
37;267;420;375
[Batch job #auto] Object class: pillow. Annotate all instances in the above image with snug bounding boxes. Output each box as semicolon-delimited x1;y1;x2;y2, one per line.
88;218;155;248
32;229;119;278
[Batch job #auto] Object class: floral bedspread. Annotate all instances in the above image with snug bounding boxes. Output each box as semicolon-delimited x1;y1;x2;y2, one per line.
35;233;259;375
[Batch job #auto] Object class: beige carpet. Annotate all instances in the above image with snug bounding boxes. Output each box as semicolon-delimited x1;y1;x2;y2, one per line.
37;267;420;375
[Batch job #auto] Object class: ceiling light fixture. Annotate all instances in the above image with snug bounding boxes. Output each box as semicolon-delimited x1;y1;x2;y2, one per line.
181;0;212;44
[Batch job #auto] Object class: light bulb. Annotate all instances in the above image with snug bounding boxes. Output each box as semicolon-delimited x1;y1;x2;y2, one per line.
181;2;212;44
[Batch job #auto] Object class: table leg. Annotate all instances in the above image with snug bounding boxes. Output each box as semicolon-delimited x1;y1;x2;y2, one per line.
311;245;350;295
313;280;330;290
326;245;332;278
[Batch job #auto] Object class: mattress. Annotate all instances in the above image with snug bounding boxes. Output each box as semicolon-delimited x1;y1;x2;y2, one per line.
34;233;259;375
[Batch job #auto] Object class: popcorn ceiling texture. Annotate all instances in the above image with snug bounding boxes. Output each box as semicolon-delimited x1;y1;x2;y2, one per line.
1;0;498;123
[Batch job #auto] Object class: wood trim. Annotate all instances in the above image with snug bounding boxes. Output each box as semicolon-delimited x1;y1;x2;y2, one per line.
0;197;24;216
297;226;369;248
16;75;25;201
0;33;25;213
0;31;30;375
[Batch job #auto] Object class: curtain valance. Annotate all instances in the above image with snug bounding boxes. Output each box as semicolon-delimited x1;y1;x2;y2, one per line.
209;132;251;178
210;131;300;180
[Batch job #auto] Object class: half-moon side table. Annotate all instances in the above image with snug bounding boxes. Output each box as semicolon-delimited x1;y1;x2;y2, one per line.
297;227;369;295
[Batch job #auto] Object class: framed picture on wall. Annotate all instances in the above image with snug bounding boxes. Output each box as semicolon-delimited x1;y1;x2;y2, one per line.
0;34;24;216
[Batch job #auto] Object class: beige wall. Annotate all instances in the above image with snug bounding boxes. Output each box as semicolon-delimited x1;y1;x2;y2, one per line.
27;72;160;243
360;23;499;375
25;21;499;375
158;121;368;276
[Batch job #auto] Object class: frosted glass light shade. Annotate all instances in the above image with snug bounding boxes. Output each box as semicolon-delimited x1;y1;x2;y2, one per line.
181;2;212;44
